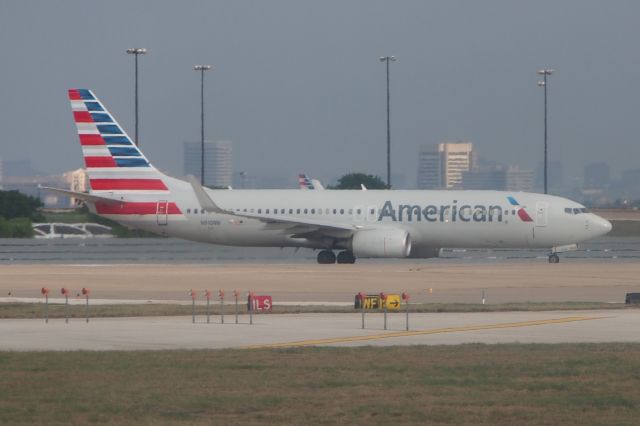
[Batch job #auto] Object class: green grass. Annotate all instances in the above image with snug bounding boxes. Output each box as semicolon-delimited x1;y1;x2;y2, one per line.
1;344;640;425
0;301;635;319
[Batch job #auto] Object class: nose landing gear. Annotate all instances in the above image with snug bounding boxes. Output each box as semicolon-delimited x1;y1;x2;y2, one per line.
548;253;560;263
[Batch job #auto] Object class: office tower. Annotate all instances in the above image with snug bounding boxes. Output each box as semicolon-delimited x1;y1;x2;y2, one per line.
183;140;233;188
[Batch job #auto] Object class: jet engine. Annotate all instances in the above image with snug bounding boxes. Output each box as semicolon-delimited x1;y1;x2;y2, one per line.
351;229;412;258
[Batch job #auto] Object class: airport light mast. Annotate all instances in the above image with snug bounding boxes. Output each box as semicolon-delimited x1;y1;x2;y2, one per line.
126;48;147;146
194;64;213;186
537;68;553;194
380;55;396;189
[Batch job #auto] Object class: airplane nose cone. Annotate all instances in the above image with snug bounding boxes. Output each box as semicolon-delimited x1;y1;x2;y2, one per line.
592;216;612;236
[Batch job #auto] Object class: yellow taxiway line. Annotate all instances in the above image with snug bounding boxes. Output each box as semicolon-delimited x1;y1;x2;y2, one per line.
244;315;604;349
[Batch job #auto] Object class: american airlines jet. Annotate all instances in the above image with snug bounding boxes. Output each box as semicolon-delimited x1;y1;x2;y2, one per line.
47;89;612;264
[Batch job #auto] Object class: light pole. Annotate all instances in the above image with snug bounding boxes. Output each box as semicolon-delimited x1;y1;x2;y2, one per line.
537;68;553;194
379;56;396;189
126;48;147;146
194;65;212;186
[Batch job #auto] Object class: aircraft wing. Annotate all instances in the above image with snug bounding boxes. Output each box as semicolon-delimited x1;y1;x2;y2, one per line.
187;177;362;239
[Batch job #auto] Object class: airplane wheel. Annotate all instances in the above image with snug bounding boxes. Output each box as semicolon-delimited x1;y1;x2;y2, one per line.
337;251;356;264
317;250;336;264
548;254;560;264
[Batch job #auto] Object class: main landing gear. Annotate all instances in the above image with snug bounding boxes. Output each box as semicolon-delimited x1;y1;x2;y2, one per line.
317;250;336;264
316;250;356;264
548;253;560;264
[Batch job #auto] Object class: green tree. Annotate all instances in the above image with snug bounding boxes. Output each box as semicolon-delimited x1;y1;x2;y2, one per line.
0;190;44;221
329;173;389;190
0;217;10;237
8;218;34;238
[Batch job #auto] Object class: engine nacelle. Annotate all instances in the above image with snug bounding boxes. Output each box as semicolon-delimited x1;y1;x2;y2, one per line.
351;229;412;258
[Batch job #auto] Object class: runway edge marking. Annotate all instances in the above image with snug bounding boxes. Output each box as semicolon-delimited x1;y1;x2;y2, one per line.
243;315;605;349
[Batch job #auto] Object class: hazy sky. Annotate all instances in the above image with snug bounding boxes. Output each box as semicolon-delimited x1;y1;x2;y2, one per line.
1;1;639;187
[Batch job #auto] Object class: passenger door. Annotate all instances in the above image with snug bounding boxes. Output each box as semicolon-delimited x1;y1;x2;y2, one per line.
535;202;548;227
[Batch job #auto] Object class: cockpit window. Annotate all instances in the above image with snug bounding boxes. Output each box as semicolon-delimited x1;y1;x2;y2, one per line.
565;207;589;215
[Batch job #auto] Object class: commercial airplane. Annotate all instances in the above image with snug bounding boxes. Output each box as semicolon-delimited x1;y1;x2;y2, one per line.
46;89;612;264
298;174;325;190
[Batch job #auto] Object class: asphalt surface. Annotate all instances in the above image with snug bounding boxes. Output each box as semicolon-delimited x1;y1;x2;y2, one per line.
1;262;639;304
2;310;639;351
3;262;640;351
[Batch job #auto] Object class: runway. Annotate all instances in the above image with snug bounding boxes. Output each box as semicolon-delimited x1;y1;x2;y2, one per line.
2;310;639;351
1;262;639;304
2;262;639;351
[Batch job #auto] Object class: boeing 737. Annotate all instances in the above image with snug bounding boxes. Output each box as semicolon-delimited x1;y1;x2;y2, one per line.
46;89;612;264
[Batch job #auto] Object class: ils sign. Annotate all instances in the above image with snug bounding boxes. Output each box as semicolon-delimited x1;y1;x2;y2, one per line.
248;295;272;311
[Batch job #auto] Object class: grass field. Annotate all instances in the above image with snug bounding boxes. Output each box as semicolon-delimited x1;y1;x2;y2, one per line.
0;301;635;319
1;344;639;425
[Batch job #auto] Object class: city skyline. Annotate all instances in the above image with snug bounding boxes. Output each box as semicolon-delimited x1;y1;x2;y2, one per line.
1;1;640;190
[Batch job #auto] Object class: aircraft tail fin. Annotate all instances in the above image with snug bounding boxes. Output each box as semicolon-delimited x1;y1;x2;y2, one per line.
298;174;324;190
68;89;170;194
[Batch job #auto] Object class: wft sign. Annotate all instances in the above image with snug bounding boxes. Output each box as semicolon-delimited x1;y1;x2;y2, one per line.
248;295;272;312
354;294;401;311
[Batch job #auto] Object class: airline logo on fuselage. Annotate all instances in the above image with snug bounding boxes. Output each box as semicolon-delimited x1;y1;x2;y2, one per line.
377;197;532;223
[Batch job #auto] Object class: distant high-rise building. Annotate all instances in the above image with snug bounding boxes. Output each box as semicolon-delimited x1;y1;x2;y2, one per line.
417;141;474;189
584;162;610;189
417;145;441;189
504;167;534;192
64;168;87;207
535;161;564;190
462;166;533;192
183;140;233;188
439;141;474;189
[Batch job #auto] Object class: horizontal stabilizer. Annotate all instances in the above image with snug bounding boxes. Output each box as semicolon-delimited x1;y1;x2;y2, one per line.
40;186;124;205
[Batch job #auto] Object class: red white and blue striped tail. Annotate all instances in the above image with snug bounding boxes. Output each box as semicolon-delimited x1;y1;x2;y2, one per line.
68;89;169;194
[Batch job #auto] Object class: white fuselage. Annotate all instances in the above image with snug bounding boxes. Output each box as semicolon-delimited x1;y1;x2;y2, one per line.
97;175;612;254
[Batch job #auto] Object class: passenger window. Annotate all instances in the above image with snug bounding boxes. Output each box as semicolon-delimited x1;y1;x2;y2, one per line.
201;210;205;214
340;209;344;214
289;209;293;214
194;208;198;214
369;208;374;215
281;209;285;214
304;208;308;214
318;209;322;215
333;209;337;214
311;208;315;214
187;208;191;214
258;209;262;214
297;209;301;214
325;208;330;214
349;209;353;215
505;210;509;216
